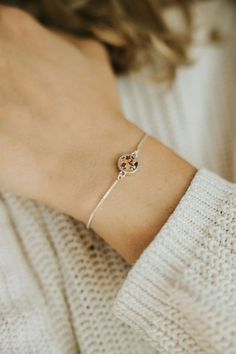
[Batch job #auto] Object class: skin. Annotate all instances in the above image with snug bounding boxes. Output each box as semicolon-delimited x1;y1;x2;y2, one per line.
0;6;197;264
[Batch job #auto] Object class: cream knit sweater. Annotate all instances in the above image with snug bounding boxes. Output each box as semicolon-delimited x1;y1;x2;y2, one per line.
0;2;236;354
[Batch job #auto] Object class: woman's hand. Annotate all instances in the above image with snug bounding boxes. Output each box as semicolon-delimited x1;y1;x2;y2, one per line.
0;6;141;221
0;6;196;263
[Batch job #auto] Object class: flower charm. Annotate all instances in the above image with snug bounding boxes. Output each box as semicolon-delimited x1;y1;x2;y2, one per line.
118;151;139;175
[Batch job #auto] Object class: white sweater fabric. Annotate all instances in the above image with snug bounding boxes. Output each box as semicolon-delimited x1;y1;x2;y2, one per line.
0;2;236;354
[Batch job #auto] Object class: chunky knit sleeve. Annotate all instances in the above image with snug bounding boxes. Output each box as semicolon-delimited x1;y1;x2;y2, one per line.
113;169;236;354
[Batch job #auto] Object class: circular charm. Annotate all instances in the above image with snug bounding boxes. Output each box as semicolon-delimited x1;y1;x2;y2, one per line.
118;153;139;175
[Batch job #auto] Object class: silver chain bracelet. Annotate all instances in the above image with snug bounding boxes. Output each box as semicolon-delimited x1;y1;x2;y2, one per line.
86;132;149;229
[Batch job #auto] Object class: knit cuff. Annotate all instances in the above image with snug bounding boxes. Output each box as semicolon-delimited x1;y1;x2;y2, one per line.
112;169;234;346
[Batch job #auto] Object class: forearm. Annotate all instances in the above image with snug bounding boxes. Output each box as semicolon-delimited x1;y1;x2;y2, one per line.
76;118;197;264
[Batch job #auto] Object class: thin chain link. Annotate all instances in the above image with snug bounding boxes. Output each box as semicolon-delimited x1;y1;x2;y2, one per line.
86;133;148;229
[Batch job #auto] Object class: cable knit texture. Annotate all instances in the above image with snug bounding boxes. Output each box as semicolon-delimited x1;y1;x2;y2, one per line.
0;1;236;353
113;170;236;354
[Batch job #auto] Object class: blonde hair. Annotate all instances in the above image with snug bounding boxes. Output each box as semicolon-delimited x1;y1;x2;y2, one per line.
9;0;203;80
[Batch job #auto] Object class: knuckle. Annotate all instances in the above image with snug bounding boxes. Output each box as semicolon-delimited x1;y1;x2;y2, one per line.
0;6;33;31
87;39;105;52
80;39;108;60
0;6;26;21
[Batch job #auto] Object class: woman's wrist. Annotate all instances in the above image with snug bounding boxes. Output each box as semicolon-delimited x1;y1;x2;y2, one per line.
91;133;196;263
50;114;142;224
80;117;144;223
58;114;196;264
